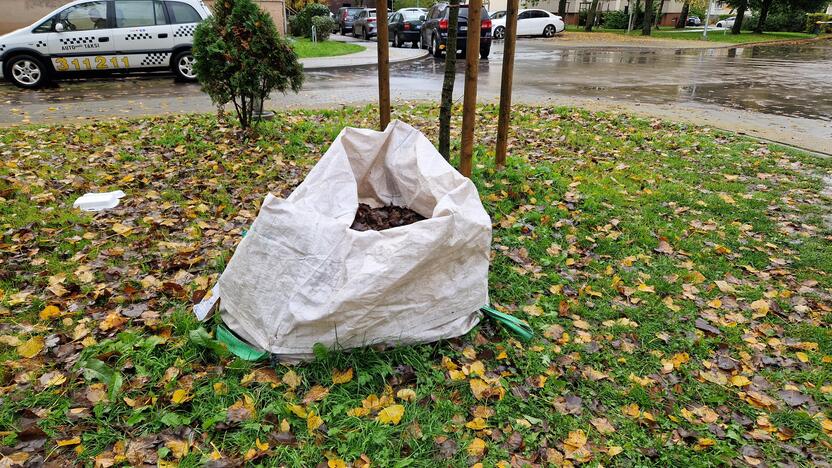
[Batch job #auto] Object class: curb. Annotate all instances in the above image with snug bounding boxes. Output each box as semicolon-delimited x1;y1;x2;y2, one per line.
302;49;430;71
540;34;830;51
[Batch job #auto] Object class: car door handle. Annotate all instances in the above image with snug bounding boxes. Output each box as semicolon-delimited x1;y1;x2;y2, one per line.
158;33;168;38
99;37;109;42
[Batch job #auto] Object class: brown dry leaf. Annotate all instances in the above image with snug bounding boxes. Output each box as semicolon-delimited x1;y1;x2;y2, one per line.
522;305;543;317
99;312;127;331
590;417;616;434
332;368;354;384
302;385;330;405
0;335;22;346
376;404;405;425
282;370;302;390
714;280;736;293
467;437;487;456
17;336;44;359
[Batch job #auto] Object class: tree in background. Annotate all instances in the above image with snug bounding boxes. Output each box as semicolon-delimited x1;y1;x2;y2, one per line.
753;0;774;31
676;0;690;27
642;0;655;34
288;0;327;12
585;0;600;31
438;0;460;160
558;0;568;17
729;0;749;33
194;0;304;130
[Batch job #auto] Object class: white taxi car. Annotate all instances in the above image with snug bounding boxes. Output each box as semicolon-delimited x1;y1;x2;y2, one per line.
0;0;210;88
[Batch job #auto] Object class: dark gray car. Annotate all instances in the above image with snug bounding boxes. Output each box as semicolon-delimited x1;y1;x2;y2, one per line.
338;7;364;35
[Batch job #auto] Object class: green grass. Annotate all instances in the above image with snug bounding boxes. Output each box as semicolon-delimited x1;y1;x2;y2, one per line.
290;37;365;58
0;105;831;466
565;24;816;43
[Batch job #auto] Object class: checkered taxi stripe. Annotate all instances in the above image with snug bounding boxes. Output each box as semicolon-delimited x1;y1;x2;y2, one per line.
174;24;196;38
0;44;6;53
59;36;96;45
140;52;171;66
36;41;47;48
125;32;153;41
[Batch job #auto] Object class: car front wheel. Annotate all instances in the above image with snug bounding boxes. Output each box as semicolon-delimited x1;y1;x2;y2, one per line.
493;26;505;39
6;55;49;89
173;50;197;82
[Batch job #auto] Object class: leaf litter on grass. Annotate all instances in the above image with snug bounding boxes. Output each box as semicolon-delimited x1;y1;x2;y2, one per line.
0;105;831;466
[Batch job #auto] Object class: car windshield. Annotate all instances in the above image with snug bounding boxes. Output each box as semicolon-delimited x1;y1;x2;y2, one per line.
401;10;423;20
346;8;362;17
458;6;490;19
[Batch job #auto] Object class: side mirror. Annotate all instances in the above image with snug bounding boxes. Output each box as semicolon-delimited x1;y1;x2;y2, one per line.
420;15;426;21
55;22;65;32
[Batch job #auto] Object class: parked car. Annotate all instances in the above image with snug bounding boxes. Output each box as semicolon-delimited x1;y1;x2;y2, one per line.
0;0;210;89
352;8;377;40
420;3;492;59
388;8;427;48
490;10;506;20
686;16;701;26
491;9;564;39
337;7;364;35
716;17;735;28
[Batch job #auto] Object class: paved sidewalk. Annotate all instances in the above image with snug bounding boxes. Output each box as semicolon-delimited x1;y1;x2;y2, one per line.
299;35;428;69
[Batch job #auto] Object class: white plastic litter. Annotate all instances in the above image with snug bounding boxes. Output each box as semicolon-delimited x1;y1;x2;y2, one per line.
73;190;126;211
216;120;493;361
193;284;220;321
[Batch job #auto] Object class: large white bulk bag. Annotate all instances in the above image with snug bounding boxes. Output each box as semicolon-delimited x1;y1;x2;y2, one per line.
217;120;492;361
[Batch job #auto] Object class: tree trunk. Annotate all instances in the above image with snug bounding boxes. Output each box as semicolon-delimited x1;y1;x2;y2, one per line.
654;0;665;29
642;0;654;35
584;0;600;31
676;1;689;28
557;0;567;17
731;0;746;34
438;0;460;160
754;0;771;33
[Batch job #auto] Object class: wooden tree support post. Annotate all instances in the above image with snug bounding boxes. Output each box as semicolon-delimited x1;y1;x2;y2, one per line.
495;0;519;169
459;0;483;178
377;0;391;130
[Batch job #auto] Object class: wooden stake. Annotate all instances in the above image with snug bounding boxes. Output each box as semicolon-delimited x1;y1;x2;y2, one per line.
377;0;391;130
495;0;519;168
459;0;482;178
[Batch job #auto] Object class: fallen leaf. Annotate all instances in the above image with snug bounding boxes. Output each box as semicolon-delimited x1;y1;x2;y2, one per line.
17;336;44;358
467;437;487;456
332;368;354;384
376;404;405;425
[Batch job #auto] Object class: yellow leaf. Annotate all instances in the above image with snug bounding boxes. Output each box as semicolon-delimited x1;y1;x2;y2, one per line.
287;404;307;418
469;379;491;400
608;445;623;456
57;436;81;446
465;417;488;430
328;458;347;468
795;352;809;363
468;360;485;377
376;405;405;425
283;370;301;390
255;438;269;452
694;438;716;451
750;299;769;318
467;437;487;456
714;280;735;293
663;296;680;312
165;439;189;459
171;389;191;404
707;298;722;309
0;335;22;346
332;368;354;384
637;283;655;293
463;346;477;360
111;223;133;236
522;305;543;316
396;389;417;402
347;407;370;417
302;385;330;404
730;375;751;387
307;410;323;432
99;312;127;331
39;305;61;321
17;336;44;359
213;382;228;395
449;369;466;381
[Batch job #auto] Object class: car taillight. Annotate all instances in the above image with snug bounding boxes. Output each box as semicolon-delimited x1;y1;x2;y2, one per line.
481;19;492;29
404;22;411;30
368;17;376;22
439;18;448;29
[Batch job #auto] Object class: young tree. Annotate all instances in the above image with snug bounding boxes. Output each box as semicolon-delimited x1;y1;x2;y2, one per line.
585;0;600;31
193;0;304;130
642;0;655;34
438;0;460;160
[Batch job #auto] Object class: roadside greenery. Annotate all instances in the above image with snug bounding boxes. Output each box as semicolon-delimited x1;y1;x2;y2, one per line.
289;3;334;39
566;25;816;43
193;0;303;130
290;38;365;57
0;105;831;466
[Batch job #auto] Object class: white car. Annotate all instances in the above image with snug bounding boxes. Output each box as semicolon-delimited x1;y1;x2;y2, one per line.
715;17;736;28
0;0;210;88
491;9;564;39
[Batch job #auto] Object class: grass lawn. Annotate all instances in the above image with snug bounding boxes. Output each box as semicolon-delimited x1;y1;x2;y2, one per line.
565;24;816;43
1;105;831;466
290;37;365;58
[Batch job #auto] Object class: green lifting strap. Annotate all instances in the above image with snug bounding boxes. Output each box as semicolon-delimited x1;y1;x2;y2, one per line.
216;325;269;361
480;306;535;341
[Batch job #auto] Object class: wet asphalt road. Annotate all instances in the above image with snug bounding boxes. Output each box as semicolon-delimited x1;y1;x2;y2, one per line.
2;38;831;153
